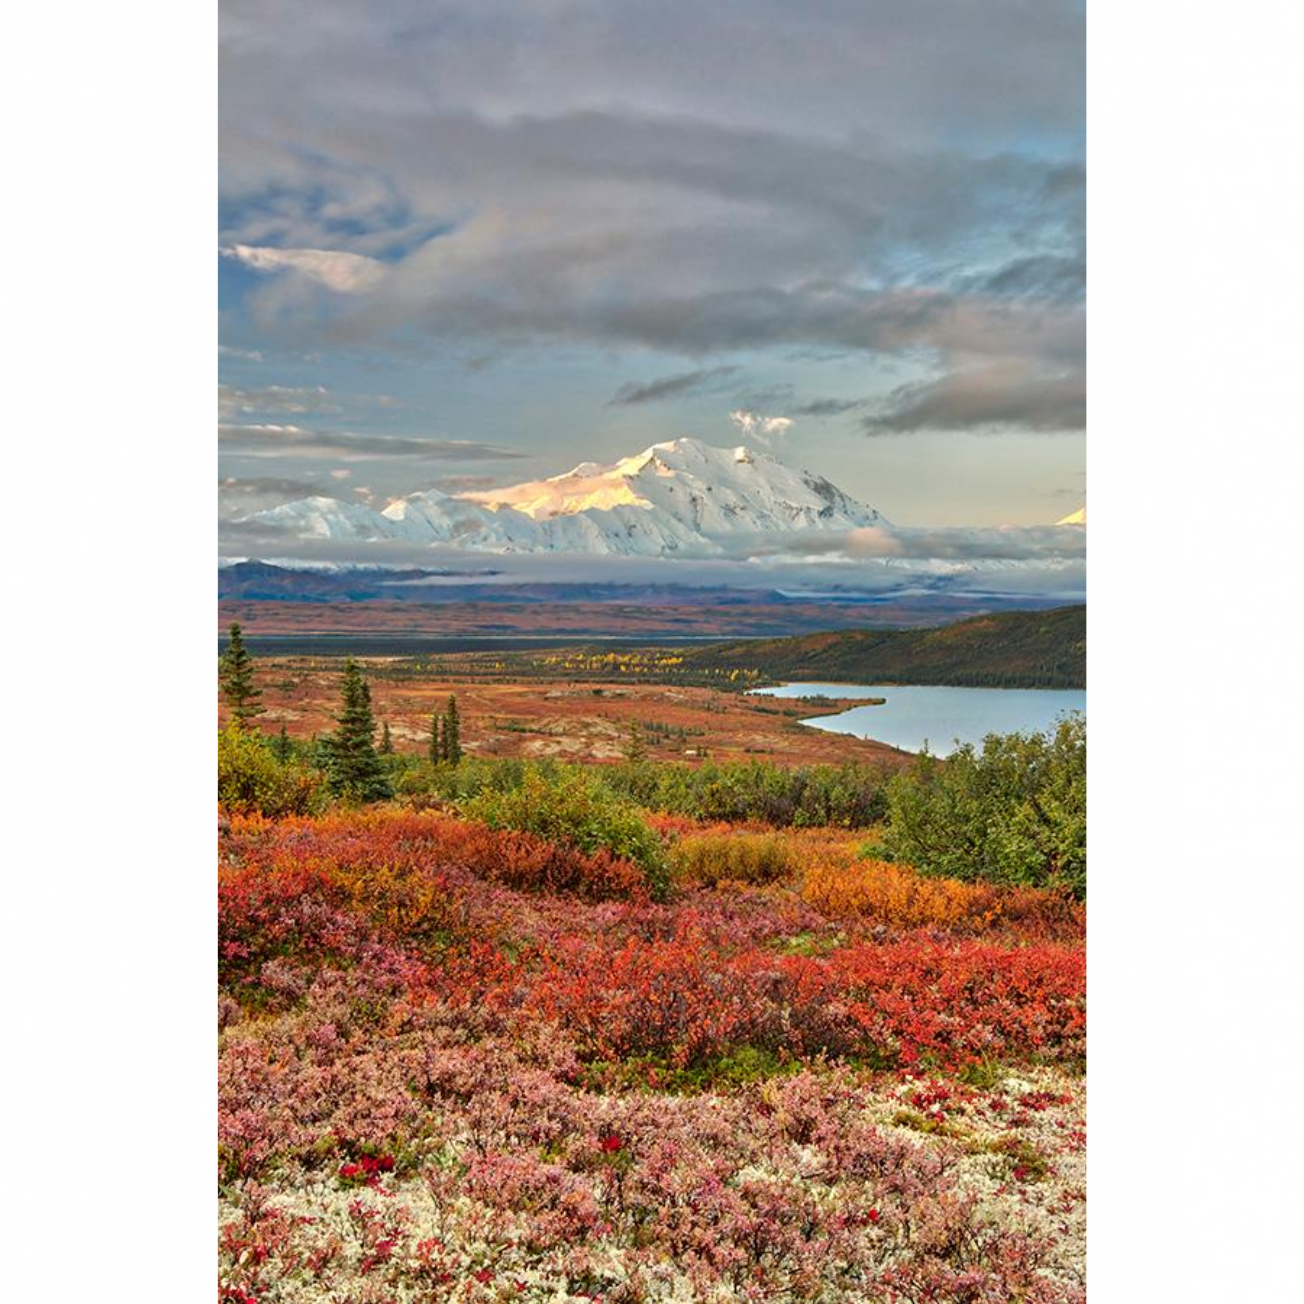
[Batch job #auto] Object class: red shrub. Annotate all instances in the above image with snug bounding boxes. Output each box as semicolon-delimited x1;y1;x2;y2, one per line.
512;930;1084;1070
224;809;648;901
220;811;1085;1072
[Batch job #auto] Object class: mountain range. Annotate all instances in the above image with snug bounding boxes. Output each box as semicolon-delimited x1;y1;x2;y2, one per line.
247;437;889;557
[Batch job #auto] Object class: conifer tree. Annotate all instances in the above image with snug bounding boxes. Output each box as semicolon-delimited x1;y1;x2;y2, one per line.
220;622;263;727
429;711;443;764
323;659;392;802
622;718;648;763
380;721;393;754
443;694;463;765
274;724;292;762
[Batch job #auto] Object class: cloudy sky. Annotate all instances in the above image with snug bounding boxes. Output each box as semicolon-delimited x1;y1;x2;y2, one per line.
219;0;1084;537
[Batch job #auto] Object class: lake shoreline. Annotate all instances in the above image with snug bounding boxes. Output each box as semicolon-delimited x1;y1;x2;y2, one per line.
753;681;1086;757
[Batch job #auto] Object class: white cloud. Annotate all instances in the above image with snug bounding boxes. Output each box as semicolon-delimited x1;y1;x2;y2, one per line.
218;383;339;418
729;409;793;443
218;343;263;362
221;244;384;293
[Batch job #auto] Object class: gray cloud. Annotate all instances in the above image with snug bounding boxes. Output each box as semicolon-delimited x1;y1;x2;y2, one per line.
216;520;1084;598
222;33;1083;392
959;253;1085;303
219;475;332;519
219;517;296;543
220;2;1083;166
220;474;328;497
218;423;531;461
308;278;1081;379
863;361;1085;434
609;366;740;406
220;1;1084;449
748;524;1088;563
789;397;869;418
425;474;503;493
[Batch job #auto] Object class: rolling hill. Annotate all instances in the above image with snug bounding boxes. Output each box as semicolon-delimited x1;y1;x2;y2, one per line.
682;605;1086;689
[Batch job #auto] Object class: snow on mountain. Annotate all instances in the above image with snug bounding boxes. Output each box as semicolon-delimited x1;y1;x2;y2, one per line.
258;495;398;540
1057;507;1086;526
250;437;889;558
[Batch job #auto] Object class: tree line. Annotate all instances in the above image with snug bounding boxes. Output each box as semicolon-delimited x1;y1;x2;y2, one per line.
220;622;463;803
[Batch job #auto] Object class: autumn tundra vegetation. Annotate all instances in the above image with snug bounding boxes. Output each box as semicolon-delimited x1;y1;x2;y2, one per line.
218;625;1087;1302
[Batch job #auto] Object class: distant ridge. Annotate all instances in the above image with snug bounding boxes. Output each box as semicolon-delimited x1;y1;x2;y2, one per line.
681;606;1086;689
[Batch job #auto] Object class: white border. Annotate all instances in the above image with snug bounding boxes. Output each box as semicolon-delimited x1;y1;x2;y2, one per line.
6;0;215;1296
1090;1;1304;1296
5;1;1304;1297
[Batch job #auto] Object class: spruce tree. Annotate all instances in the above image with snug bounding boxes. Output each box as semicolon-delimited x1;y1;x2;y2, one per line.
443;694;462;765
324;659;392;802
622;718;648;763
380;721;393;754
274;724;292;762
220;622;263;727
429;711;443;764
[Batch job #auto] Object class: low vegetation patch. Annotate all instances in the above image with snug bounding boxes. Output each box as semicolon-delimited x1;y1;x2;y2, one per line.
669;829;796;886
218;724;325;817
461;766;668;897
802;854;1084;940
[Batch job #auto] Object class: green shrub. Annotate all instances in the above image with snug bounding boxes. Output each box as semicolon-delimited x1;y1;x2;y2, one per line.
604;759;889;828
461;766;668;897
395;756;542;804
218;725;326;817
588;1046;799;1094
881;713;1085;898
391;755;888;830
669;831;796;886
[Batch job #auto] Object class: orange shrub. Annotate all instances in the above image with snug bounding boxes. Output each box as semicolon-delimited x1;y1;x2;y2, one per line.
332;859;464;946
645;812;715;840
802;857;997;931
800;856;1084;941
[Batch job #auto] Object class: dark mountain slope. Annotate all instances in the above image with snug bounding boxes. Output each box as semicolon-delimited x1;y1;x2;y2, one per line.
684;606;1085;689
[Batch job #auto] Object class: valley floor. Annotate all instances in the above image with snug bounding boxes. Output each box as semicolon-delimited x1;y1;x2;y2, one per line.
227;659;907;767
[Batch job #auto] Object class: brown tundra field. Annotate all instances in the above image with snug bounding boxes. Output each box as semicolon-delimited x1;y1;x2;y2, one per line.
223;652;909;767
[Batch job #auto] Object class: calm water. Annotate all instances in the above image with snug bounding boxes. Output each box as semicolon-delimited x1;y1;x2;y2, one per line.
751;682;1086;756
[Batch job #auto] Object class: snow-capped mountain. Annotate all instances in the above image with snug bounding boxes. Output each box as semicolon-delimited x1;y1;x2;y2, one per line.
1056;507;1086;526
250;437;889;558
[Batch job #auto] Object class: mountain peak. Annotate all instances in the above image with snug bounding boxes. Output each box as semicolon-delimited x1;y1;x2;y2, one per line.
248;435;887;558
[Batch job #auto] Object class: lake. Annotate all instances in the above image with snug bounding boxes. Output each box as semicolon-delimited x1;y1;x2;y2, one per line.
750;682;1086;756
